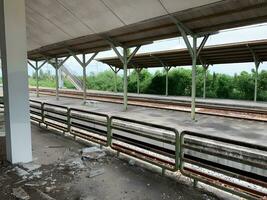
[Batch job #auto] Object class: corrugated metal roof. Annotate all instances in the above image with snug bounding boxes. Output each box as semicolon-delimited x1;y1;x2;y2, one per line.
27;0;267;60
97;39;267;68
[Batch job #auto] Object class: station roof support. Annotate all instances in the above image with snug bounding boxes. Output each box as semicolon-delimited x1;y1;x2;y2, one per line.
28;60;47;97
46;56;70;100
108;65;120;93
69;51;98;104
149;54;172;96
164;66;172;96
107;39;141;110
135;67;143;94
173;17;209;120
248;45;262;102
200;62;210;99
0;0;32;163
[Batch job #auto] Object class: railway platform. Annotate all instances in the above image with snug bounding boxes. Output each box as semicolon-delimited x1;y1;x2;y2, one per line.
30;94;267;146
30;87;267;110
26;93;267;199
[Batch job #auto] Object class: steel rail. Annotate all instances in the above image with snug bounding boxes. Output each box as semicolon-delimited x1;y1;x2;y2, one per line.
29;88;267;122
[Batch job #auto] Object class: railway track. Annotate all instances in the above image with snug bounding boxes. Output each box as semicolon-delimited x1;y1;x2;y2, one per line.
29;88;267;122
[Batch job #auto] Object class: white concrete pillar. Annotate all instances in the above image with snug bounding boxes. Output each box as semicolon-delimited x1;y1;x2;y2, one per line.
0;0;32;163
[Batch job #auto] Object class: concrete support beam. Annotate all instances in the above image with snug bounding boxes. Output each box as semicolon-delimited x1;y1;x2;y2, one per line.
0;0;32;163
70;52;98;104
109;43;141;110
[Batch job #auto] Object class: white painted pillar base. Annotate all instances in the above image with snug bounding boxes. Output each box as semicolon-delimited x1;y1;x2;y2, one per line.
0;0;32;163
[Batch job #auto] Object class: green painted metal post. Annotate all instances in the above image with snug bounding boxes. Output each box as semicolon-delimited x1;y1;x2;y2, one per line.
82;54;87;104
36;61;39;97
165;67;169;96
254;62;260;102
55;58;59;100
114;69;118;93
191;37;197;120
123;48;128;111
107;118;112;146
203;67;208;99
137;69;140;94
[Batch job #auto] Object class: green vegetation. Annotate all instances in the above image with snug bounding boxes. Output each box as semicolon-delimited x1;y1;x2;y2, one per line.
29;67;267;101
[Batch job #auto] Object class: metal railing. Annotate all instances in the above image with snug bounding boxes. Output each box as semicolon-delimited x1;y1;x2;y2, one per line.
110;116;179;171
180;131;267;200
43;103;69;133
69;108;109;146
29;100;43;124
27;100;267;199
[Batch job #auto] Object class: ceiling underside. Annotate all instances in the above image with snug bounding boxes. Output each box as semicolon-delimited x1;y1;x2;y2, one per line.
27;0;267;60
97;39;267;68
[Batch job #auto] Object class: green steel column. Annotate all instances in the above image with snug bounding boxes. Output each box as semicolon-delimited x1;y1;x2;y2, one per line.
165;67;169;96
55;58;59;100
36;61;39;97
254;63;260;102
123;48;128;110
137;69;140;94
191;37;197;120
114;69;118;93
203;67;207;99
82;54;87;104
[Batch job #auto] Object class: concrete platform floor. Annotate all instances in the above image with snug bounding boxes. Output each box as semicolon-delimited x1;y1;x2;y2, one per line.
0;125;223;200
31;94;267;146
31;87;267;110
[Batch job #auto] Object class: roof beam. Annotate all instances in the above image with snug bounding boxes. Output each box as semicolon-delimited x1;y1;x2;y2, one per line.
247;45;261;66
149;54;170;68
27;60;36;70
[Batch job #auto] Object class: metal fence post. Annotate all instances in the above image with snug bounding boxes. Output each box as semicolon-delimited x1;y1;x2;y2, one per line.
67;108;71;133
107;117;112;147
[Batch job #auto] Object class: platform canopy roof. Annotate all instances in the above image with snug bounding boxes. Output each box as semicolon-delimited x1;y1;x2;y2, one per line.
27;0;267;61
97;39;267;68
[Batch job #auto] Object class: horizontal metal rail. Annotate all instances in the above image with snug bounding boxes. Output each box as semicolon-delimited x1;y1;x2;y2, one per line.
43;103;69;133
110;116;179;171
180;131;267;200
69;108;109;146
29;100;43;124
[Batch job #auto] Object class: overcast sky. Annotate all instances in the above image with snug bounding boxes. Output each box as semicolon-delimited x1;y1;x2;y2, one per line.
28;23;267;76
